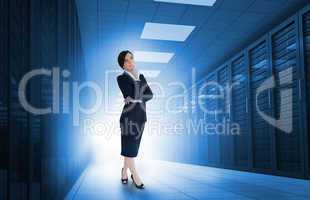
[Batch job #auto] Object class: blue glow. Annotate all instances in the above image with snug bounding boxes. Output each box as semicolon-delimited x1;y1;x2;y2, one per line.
141;22;195;42
134;50;174;63
153;0;217;6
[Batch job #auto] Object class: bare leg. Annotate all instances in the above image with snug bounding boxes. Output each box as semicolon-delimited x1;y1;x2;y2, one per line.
124;156;143;185
122;157;128;179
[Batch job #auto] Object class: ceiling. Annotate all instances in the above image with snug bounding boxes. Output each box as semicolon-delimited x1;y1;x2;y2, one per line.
75;0;309;85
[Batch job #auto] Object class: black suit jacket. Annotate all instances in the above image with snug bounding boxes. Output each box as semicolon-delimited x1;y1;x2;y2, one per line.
117;72;153;123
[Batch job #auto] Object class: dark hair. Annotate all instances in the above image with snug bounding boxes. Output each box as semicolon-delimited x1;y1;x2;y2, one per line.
117;50;133;68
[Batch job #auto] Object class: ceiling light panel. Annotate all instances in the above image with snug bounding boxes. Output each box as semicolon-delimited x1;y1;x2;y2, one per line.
134;51;174;63
141;22;195;42
153;0;217;7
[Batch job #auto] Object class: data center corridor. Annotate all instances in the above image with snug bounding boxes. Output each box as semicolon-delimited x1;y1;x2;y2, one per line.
2;0;310;200
67;160;310;200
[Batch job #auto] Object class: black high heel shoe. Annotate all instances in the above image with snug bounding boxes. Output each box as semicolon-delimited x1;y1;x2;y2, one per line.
131;174;144;189
121;168;128;184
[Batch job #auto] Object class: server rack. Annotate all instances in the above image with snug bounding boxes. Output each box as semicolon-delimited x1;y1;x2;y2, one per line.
231;53;249;168
196;77;209;165
299;4;310;179
198;3;310;179
217;64;234;167
249;37;273;171
270;15;305;177
9;0;31;198
204;73;220;166
0;0;9;198
0;0;90;198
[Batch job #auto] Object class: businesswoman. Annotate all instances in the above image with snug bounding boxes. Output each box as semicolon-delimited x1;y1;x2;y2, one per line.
116;50;153;189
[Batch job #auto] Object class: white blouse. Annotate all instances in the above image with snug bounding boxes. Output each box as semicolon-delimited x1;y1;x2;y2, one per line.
124;68;140;81
123;68;142;103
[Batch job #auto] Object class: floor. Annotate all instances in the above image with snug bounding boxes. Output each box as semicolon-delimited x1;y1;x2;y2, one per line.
65;160;310;200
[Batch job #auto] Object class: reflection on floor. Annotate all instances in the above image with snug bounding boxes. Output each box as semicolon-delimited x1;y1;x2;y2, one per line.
66;160;310;200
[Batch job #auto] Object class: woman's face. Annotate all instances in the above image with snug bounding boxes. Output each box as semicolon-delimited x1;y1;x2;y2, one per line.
123;52;135;71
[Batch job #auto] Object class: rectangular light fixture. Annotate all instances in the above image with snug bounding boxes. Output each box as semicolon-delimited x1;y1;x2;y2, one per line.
141;22;195;42
134;51;174;63
153;0;217;6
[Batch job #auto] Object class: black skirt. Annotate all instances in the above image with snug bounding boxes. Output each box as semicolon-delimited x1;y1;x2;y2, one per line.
120;120;146;157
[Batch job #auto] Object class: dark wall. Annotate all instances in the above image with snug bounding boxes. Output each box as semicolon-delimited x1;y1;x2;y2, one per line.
189;3;310;179
0;0;9;199
0;0;89;199
302;5;310;178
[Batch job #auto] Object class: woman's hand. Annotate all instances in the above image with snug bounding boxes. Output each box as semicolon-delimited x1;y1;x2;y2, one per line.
124;96;143;104
124;96;134;104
